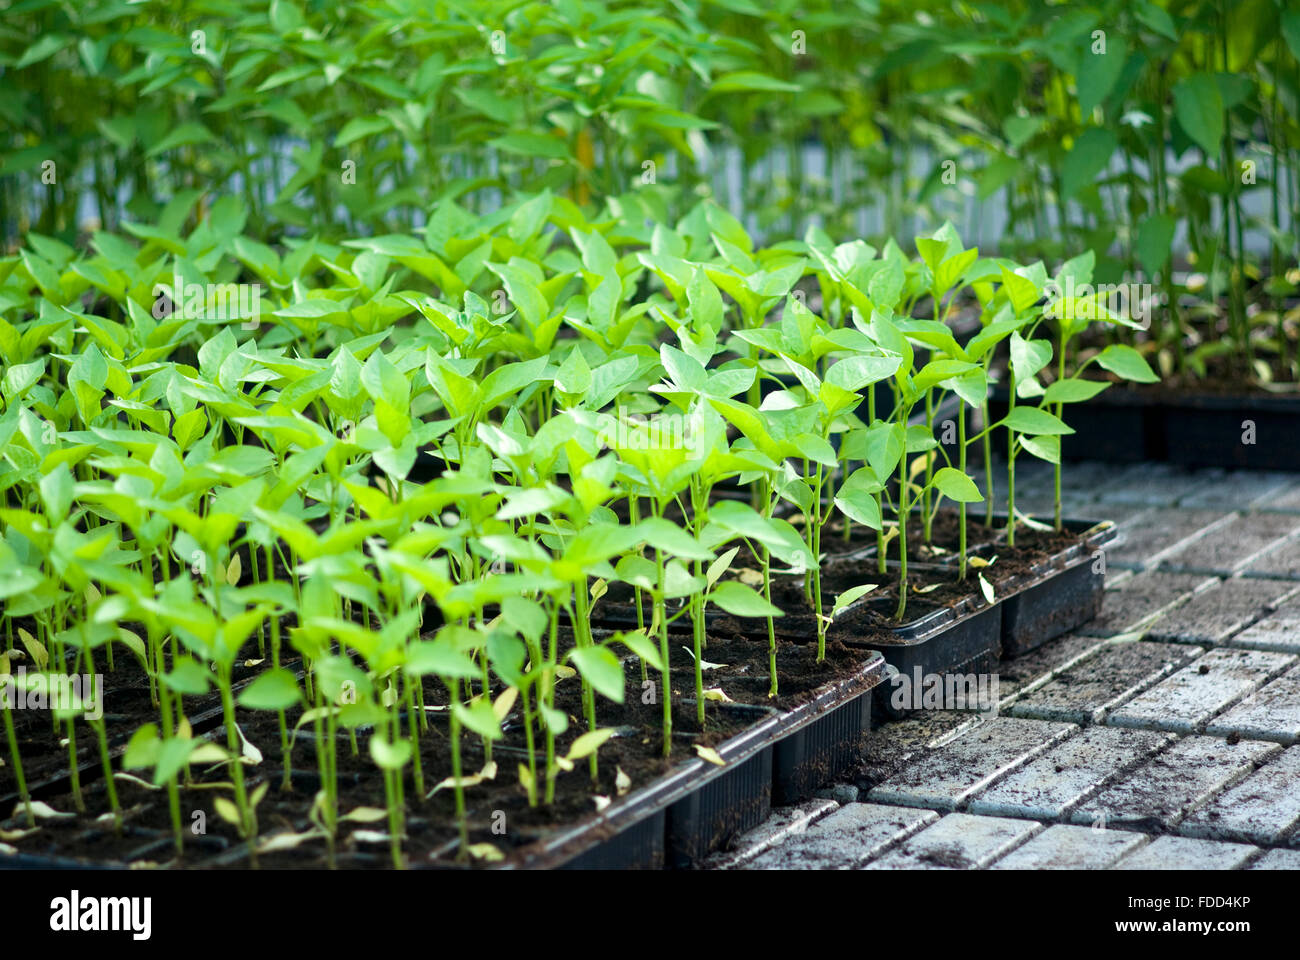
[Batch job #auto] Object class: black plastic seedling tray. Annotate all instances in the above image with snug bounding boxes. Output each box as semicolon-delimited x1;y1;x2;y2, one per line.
521;652;888;868
768;653;887;804
864;601;1003;721
986;386;1300;470
516;702;782;870
984;385;1158;463
995;517;1118;656
1154;392;1300;470
895;513;1118;656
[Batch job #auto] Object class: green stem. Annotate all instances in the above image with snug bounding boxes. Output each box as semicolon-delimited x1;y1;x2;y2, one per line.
2;704;33;826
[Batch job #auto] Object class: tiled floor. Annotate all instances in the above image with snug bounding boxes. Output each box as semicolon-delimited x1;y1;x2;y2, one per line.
709;460;1300;870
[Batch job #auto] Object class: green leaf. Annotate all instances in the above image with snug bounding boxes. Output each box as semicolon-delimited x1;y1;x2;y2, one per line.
406;641;480;679
929;467;983;503
1077;37;1128;116
616;629;665;672
635;517;713;561
335;116;390;148
1136;214;1177;276
237;668;302;710
1043;379;1110;404
147;122;216;157
710;72;801;94
568;646;625;703
489;133;572;160
834;490;882;529
1020;435;1061;464
831;584;878;619
565;728;616;761
16;34;70;69
39;464;74;520
1001;406;1074;436
1009;332;1053;385
1061;127;1118;198
708;581;783;618
369;732;413;770
163;657;212;696
1173;73;1224;156
1095;344;1159;383
453;699;502;741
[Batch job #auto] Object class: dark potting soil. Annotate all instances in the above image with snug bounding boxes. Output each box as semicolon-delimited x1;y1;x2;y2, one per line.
0;649;304;800
1;631;870;869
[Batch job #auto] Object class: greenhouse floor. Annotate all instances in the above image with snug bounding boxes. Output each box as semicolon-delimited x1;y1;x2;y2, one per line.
707;459;1300;870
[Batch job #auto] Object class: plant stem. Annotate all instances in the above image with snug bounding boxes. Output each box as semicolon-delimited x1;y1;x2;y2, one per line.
2;704;33;826
93;718;121;834
655;544;672;758
448;676;468;862
895;435;910;621
959;408;968;581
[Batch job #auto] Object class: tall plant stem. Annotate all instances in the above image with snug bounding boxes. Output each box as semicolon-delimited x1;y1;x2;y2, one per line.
572;583;599;784
219;668;256;866
544;607;558;805
981;398;995;526
921;389;935;542
1054;332;1066;531
895;430;911;621
449;676;468;862
812;462;827;661
1006;371;1018;548
958;409;969;581
869;387;887;573
2;704;33;826
655;543;672;758
93;718;121;834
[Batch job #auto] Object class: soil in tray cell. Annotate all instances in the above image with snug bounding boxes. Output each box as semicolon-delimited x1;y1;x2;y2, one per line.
0;633;870;869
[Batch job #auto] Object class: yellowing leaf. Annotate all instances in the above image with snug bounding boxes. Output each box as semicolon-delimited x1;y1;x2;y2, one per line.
19;629;47;671
694;745;726;766
701;687;734;703
681;646;726;670
213;796;242;826
340;806;390;823
235;723;262;764
593;795;612;812
1013;508;1053;532
226;552;242;586
466;842;505;862
257;829;325;853
351;830;394;845
19;801;74;820
565;728;615;761
492;687;518;721
425;760;497;798
113;772;162;791
188;742;229;765
615;766;631;796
